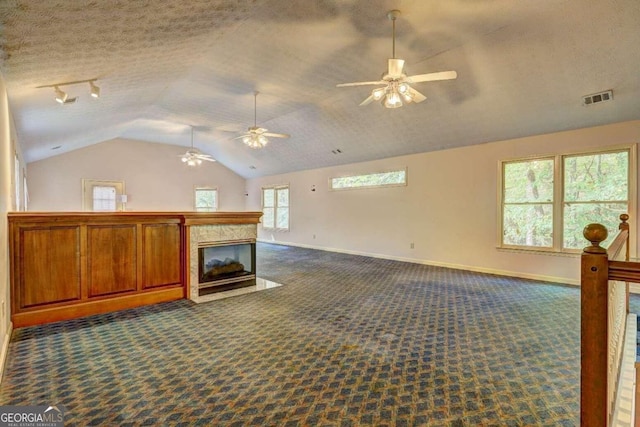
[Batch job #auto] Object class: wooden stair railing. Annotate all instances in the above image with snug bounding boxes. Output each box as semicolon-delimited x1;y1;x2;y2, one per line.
581;214;632;427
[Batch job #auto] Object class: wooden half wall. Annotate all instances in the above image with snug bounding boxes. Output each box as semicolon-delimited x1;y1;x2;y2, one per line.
8;211;262;328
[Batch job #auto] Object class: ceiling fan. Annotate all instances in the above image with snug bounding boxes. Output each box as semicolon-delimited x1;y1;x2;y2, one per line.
180;126;215;166
235;91;290;149
337;10;457;108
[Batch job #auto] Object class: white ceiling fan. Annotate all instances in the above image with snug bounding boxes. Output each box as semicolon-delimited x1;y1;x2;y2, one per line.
180;126;215;166
235;91;290;149
337;10;457;108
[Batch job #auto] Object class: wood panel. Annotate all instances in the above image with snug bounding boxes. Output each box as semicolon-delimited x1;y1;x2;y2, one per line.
87;225;137;297
21;226;81;308
12;286;184;328
142;223;181;289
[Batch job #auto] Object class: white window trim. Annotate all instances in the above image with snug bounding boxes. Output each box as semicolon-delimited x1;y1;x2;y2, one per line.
194;186;218;212
14;153;21;211
81;179;126;212
23;174;29;212
329;167;408;191
497;144;636;256
262;184;290;231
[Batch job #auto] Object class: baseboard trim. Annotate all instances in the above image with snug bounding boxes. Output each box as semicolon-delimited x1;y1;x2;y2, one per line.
257;239;578;286
0;321;13;384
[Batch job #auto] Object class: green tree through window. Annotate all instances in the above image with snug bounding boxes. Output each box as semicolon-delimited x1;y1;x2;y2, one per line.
502;159;554;247
563;151;628;249
501;148;631;251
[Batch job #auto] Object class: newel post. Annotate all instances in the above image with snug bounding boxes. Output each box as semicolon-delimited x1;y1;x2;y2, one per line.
581;223;609;427
619;214;630;314
619;213;630;262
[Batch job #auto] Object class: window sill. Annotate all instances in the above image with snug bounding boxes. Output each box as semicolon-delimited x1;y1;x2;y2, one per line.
496;247;580;258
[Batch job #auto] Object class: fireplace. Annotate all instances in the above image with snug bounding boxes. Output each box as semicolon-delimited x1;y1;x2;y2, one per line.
197;240;256;295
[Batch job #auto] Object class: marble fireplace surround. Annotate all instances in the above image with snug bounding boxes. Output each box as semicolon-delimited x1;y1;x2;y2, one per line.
188;221;259;303
184;212;284;304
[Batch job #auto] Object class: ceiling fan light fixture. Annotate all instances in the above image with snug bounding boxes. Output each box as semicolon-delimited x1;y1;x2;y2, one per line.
336;9;456;108
179;126;215;166
384;91;403;108
372;87;386;101
243;134;268;149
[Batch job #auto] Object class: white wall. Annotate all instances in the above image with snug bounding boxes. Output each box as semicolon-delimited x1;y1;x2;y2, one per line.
0;72;16;379
27;138;247;212
247;120;640;285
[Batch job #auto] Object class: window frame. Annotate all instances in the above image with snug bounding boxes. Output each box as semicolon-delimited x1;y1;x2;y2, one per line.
23;174;28;212
261;184;290;231
14;153;21;211
81;179;125;212
500;156;557;251
194;186;218;212
329;167;408;191
498;145;636;255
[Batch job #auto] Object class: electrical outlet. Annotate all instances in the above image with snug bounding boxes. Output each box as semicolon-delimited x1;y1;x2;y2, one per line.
410;243;414;249
1;301;4;318
313;234;316;239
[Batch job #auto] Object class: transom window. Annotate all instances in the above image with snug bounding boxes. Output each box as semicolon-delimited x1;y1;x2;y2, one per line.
330;169;407;190
500;147;633;252
262;185;289;231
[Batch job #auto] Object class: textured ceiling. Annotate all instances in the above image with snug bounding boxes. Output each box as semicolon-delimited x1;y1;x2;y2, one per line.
1;0;639;178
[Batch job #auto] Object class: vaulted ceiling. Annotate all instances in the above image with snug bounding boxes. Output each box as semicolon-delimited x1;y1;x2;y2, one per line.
1;0;638;178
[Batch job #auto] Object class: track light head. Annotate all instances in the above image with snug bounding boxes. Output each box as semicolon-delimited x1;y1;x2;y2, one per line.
89;81;100;98
54;86;67;104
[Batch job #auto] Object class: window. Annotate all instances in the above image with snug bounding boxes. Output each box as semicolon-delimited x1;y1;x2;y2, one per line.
262;185;289;230
500;147;633;252
563;150;629;249
502;158;554;248
330;168;407;190
93;186;117;211
14;154;20;211
23;175;28;211
82;179;125;212
195;187;218;212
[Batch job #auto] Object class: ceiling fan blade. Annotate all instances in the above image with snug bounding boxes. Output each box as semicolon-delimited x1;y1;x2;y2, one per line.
197;156;216;162
407;86;427;103
407;71;457;83
233;134;249;140
388;58;405;78
263;132;290;138
337;81;386;87
359;95;375;106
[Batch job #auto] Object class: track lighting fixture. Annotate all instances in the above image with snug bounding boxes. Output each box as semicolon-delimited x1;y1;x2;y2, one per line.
89;81;100;98
54;86;67;104
37;78;102;104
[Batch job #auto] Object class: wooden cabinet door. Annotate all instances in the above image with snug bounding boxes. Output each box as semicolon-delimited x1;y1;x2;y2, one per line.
142;224;181;288
87;225;137;297
21;226;81;308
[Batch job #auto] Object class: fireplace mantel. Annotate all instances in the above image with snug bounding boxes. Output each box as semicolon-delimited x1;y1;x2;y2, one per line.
8;211;262;327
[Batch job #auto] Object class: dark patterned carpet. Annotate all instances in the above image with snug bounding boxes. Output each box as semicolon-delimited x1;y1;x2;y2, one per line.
1;242;623;426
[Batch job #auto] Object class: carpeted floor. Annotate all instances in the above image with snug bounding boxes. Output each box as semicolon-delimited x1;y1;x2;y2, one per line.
0;243;609;425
